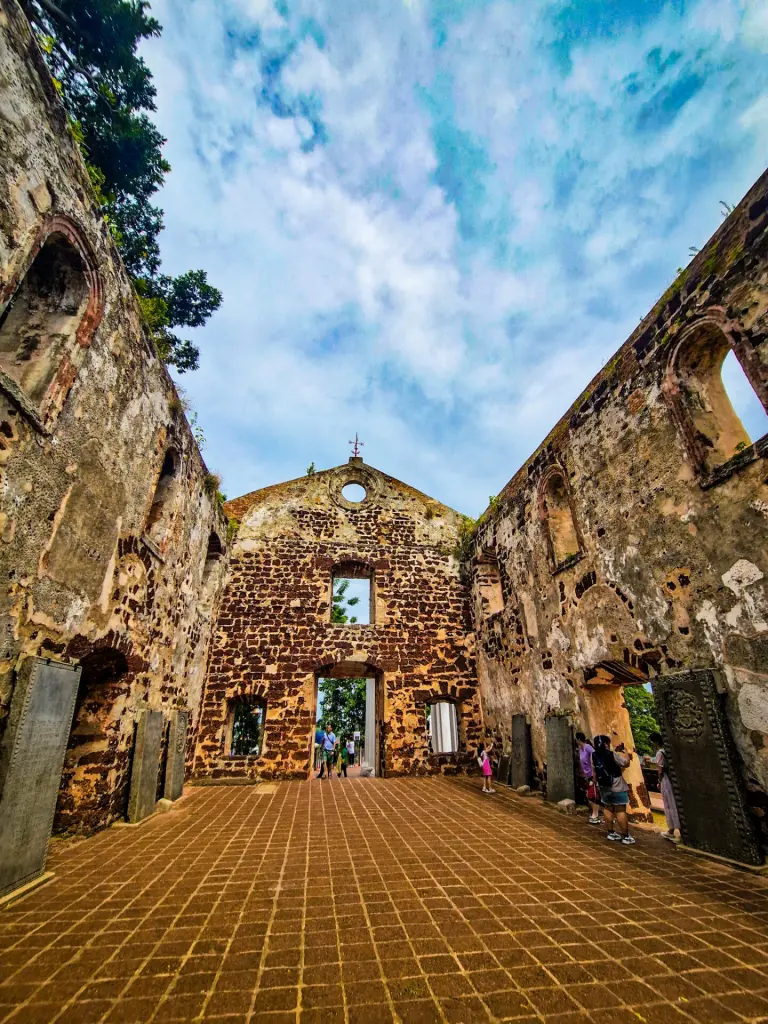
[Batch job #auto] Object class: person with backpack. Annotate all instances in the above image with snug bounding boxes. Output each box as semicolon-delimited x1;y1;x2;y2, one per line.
591;735;635;845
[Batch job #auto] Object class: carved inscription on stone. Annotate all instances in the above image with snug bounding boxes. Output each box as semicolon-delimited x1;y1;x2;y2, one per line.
164;709;189;801
655;670;761;866
127;710;163;823
0;658;80;898
495;754;511;786
511;714;532;788
545;715;575;803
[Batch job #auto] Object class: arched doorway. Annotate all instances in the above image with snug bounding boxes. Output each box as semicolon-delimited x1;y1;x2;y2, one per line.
582;658;654;822
54;647;130;834
311;660;384;779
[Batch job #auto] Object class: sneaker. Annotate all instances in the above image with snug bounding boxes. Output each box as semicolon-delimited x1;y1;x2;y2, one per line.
487;788;496;793
606;831;622;841
621;835;636;845
588;816;601;825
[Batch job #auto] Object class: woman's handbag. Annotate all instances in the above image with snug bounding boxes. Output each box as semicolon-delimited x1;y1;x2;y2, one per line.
586;780;599;803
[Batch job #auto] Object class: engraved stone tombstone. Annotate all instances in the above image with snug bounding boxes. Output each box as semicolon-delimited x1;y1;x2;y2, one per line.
495;754;511;786
511;714;532;788
0;658;81;899
164;709;189;801
655;670;762;866
127;710;163;823
545;715;575;803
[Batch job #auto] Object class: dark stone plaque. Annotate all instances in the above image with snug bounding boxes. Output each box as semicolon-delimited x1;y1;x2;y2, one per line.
545;716;575;803
164;709;189;801
495;754;511;786
0;658;81;898
127;710;163;823
655;670;762;866
511;714;532;788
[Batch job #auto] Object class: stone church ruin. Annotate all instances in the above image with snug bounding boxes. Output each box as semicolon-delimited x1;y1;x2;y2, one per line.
1;0;768;901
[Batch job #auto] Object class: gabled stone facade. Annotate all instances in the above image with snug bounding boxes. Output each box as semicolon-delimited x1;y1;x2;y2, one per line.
192;460;480;781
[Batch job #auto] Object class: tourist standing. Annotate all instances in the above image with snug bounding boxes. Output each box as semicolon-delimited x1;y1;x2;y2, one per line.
314;726;326;778
321;724;337;780
591;735;635;845
649;731;680;842
477;740;495;794
576;731;601;825
346;736;355;767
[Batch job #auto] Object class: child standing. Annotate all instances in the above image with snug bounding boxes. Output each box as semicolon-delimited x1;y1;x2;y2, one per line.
477;740;496;794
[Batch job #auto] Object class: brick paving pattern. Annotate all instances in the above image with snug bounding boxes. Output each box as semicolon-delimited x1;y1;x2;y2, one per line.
2;778;768;1023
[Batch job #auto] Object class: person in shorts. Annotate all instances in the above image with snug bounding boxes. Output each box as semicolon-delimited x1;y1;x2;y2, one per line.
576;731;601;824
591;735;635;845
321;724;337;780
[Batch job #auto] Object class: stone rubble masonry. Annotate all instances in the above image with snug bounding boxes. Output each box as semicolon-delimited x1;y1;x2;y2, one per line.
193;462;481;780
470;167;768;835
0;0;228;833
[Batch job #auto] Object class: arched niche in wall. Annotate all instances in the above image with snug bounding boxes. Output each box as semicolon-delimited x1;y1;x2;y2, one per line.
0;216;103;424
54;646;131;834
144;446;180;548
473;550;504;620
203;530;224;582
664;317;768;480
539;467;582;572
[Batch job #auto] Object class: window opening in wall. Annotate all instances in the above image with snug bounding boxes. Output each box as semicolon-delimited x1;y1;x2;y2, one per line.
331;562;373;624
720;350;768;446
673;324;768;472
145;448;178;537
543;473;580;568
0;233;90;407
228;698;265;757
203;531;223;582
342;482;366;503
314;676;366;777
426;700;459;755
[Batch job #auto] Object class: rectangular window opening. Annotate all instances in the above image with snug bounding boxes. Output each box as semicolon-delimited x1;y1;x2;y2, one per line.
228;699;265;757
331;575;372;625
427;701;459;755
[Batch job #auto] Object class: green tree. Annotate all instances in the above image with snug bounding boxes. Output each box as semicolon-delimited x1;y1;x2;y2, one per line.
331;578;359;624
21;0;222;372
317;678;366;742
624;685;660;756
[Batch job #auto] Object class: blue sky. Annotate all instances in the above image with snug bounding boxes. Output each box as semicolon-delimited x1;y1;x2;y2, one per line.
142;0;768;517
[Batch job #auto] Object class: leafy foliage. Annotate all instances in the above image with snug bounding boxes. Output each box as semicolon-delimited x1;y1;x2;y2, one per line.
317;678;366;743
22;0;222;371
331;578;360;624
624;685;660;756
318;578;367;740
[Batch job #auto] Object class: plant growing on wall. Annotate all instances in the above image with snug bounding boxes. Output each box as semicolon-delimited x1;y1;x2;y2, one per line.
21;0;222;372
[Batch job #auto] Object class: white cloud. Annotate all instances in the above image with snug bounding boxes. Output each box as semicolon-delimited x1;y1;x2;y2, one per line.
142;0;768;516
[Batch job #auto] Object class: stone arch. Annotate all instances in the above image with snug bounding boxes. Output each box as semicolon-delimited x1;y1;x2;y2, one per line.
0;214;104;423
663;314;768;476
53;644;132;834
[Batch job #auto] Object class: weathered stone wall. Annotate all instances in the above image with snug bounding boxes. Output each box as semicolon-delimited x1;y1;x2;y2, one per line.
470;169;768;834
0;0;228;832
193;460;480;781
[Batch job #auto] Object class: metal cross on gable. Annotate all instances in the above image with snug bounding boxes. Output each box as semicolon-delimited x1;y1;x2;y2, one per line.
348;433;364;458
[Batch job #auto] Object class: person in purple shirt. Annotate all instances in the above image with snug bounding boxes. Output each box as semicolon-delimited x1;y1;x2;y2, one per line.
576;732;601;825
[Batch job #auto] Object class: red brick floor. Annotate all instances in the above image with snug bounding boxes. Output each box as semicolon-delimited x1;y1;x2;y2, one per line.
2;777;768;1023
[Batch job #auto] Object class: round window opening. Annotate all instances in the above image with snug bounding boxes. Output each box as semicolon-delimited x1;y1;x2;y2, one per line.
342;482;367;503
